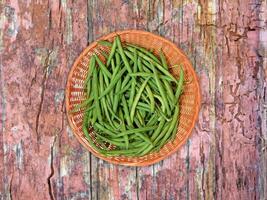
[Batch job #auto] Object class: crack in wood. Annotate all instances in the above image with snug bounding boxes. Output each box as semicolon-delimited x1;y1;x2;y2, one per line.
200;141;206;200
135;167;139;200
89;153;93;200
9;174;13;200
186;140;190;200
35;50;52;149
47;136;57;200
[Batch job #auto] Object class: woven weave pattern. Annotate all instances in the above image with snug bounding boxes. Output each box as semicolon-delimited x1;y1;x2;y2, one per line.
66;30;201;166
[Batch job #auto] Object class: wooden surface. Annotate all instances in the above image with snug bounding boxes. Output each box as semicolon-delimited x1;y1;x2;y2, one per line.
0;0;266;199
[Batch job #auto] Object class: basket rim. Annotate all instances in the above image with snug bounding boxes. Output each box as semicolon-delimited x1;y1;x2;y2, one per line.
65;29;201;166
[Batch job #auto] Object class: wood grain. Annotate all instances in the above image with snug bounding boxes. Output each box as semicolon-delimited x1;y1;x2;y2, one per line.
0;0;266;199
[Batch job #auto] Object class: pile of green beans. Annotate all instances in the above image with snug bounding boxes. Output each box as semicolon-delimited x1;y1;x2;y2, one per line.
71;36;184;157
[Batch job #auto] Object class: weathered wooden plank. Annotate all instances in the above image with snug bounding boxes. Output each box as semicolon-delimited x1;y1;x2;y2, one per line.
49;1;92;199
135;1;216;199
88;1;140;199
0;1;56;198
0;0;92;199
131;1;185;199
215;0;261;199
257;1;267;200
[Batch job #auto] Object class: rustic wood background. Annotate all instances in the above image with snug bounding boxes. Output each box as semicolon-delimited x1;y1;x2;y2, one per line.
0;0;266;199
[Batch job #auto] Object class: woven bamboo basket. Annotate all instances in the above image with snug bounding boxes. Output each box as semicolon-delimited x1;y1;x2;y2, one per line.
65;30;201;166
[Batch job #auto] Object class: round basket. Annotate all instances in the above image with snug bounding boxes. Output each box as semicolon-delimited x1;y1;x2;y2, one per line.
65;30;201;166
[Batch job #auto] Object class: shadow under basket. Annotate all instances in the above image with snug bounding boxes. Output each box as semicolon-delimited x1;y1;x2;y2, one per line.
65;30;201;166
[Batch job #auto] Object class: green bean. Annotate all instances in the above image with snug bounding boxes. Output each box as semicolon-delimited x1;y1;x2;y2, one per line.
151;118;166;141
145;112;153;120
104;147;142;156
175;66;184;101
129;134;143;141
95;54;112;79
99;70;105;114
84;56;96;97
140;110;146;119
129;72;174;82
105;92;113;109
83;114;107;153
157;107;172;122
128;49;137;108
129;141;148;148
110;62;121;104
113;79;122;113
137;51;177;82
124;50;134;60
133;117;142;128
86;78;92;98
126;44;161;64
171;119;179;141
85;55;96;83
115;52;120;66
166;93;175;110
105;101;122;126
137;57;143;72
92;68;102;122
69;96;94;113
137;102;151;110
130;78;150;122
159;49;168;69
112;61;121;79
142;63;153;73
98;40;112;47
139;92;151;105
91;108;97;125
145;84;155;112
115;126;157;137
135;143;151;155
151;62;171;116
99;67;127;98
146;113;159;126
140;144;153;156
142;60;176;84
129;72;151;78
93;122;117;137
107;39;117;66
153;121;171;145
84;104;95;113
154;94;165;113
136;110;144;126
135;133;153;145
112;120;121;129
87;109;93;122
119;109;129;149
164;80;175;103
122;95;133;127
102;122;116;133
116;36;132;73
136;105;151;113
118;79;132;95
95;132;128;147
100;72;117;130
108;136;128;142
125;50;150;74
111;59;116;72
121;74;131;89
136;78;158;96
157;105;179;148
